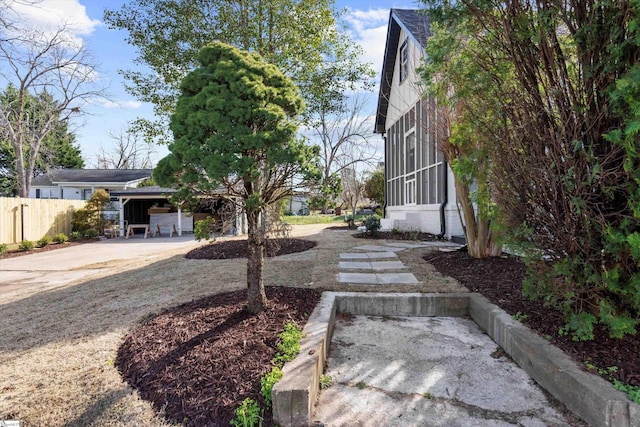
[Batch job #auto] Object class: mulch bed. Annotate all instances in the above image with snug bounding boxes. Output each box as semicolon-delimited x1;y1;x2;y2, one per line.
0;239;98;260
185;238;317;260
117;287;321;427
423;250;640;389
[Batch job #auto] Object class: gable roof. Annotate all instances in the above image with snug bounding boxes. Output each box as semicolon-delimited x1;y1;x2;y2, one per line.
375;9;431;134
31;169;153;186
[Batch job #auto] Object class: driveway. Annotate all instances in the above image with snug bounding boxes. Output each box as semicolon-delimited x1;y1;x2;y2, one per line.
0;235;206;304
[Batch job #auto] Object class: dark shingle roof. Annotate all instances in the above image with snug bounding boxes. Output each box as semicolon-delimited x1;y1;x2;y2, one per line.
31;169;153;186
375;9;431;134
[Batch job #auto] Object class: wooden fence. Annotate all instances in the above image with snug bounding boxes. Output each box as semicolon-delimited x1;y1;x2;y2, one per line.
0;197;87;245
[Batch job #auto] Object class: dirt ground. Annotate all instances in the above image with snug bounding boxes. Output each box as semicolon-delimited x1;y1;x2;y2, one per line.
0;224;459;426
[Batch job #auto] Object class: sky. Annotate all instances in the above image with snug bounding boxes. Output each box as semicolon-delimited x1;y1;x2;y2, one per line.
6;0;417;167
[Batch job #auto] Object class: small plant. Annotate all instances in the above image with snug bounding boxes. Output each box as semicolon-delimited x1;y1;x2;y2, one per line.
513;311;528;322
53;233;69;244
362;215;381;236
260;367;283;408
194;217;217;241
272;322;304;365
0;243;7;255
391;227;402;235
613;380;640;404
229;398;262;427
407;229;419;240
84;228;98;239
422;392;434;399
319;374;333;389
355;381;366;389
70;231;82;240
37;235;53;248
18;240;34;251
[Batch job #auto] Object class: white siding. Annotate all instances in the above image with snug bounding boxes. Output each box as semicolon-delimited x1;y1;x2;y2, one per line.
386;31;424;129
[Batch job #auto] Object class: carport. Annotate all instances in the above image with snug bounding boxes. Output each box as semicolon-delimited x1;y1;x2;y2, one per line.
111;186;245;238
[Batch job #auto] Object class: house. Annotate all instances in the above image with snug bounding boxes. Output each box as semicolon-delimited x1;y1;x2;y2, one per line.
374;9;463;239
29;168;152;222
29;169;152;201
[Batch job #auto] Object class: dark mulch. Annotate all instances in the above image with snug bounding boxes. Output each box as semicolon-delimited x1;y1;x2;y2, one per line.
423;250;640;389
0;238;97;260
185;238;317;260
117;287;321;427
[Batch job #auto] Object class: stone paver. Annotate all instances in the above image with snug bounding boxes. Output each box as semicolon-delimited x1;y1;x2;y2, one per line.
351;244;405;252
337;272;419;285
338;261;407;270
339;252;397;259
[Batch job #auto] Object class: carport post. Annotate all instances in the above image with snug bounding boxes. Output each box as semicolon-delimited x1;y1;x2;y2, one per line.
119;197;130;237
177;205;182;236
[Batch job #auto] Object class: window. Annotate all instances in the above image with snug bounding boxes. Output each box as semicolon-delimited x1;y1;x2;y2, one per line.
406;132;416;173
399;39;409;83
405;179;416;205
35;189;40;199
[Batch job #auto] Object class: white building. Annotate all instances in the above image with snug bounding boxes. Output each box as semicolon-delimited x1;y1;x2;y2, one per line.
374;9;463;239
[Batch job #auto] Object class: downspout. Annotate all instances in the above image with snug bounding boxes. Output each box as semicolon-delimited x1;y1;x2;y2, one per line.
436;160;448;239
382;135;388;218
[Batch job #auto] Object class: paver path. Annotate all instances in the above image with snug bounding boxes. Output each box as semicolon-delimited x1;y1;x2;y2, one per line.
337;241;458;285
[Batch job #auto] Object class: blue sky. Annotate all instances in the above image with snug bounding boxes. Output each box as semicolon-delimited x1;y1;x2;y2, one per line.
8;0;417;167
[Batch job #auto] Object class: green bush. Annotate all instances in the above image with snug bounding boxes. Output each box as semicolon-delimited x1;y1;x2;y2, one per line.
70;231;82;240
194;217;216;241
84;228;98;239
0;243;7;255
53;233;69;244
37;235;53;248
229;398;262;427
19;240;34;251
260;367;283;408
362;215;381;236
273;323;304;365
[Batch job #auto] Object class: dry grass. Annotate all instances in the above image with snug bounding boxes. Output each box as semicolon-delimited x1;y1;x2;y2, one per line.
0;224;461;426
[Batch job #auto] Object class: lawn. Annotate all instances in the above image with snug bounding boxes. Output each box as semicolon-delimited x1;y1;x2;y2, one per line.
0;224;457;426
282;213;366;225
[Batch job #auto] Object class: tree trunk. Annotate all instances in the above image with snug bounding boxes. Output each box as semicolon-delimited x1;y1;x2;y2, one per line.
246;207;268;314
455;179;502;258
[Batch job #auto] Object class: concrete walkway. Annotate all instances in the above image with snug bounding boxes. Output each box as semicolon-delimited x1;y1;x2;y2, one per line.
0;235;205;304
309;240;585;426
315;315;576;426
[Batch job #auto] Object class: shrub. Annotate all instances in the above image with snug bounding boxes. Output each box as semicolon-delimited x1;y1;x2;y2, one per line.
84;228;98;239
194;217;217;241
273;322;304;365
0;243;7;255
19;240;34;251
37;235;53;248
70;231;82;241
229;398;262;427
53;233;69;244
260;367;283;408
362;215;381;236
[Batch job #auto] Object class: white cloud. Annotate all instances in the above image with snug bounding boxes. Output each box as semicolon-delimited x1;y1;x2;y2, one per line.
97;99;143;110
343;8;390;76
10;0;101;37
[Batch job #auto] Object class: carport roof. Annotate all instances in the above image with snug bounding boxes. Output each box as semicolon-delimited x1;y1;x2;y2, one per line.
110;186;177;197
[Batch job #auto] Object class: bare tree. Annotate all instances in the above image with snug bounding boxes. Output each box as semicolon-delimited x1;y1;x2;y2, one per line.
340;166;367;225
0;17;105;196
309;94;380;210
95;126;156;169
